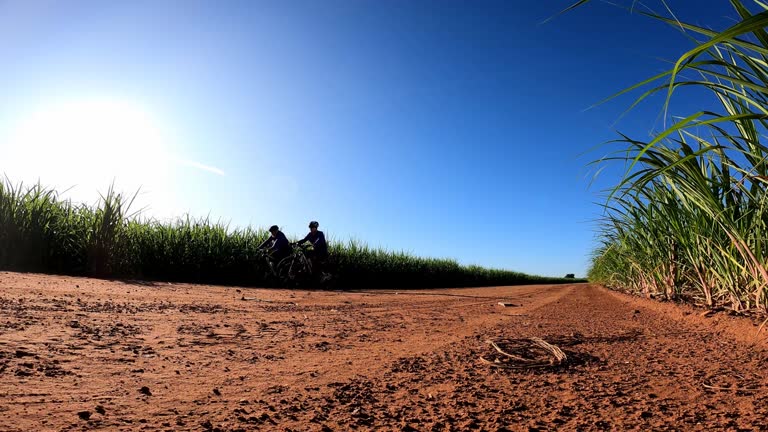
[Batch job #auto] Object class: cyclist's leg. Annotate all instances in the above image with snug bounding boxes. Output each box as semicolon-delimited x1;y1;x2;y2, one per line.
304;249;316;272
269;256;279;273
274;249;290;265
315;253;331;285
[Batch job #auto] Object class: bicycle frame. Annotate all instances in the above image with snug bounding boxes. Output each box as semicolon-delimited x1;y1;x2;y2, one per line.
277;244;313;287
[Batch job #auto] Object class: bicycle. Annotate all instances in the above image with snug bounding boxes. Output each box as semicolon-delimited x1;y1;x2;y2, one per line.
276;243;314;287
253;244;333;288
251;248;282;286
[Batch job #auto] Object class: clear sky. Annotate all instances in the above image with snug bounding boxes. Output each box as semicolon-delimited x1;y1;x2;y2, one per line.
0;1;739;277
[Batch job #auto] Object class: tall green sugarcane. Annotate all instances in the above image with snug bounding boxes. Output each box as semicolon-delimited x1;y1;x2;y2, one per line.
576;1;768;310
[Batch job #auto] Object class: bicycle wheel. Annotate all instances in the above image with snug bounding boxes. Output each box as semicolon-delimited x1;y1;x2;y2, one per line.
277;256;299;287
278;255;312;287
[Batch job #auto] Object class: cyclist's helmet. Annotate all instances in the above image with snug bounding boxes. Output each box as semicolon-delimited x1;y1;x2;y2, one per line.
309;221;319;229
269;225;279;233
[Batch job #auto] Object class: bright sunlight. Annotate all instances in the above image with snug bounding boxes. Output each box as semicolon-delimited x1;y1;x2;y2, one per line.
2;99;178;215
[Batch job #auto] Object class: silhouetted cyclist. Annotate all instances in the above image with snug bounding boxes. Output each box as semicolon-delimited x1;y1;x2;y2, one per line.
295;221;331;282
258;225;291;263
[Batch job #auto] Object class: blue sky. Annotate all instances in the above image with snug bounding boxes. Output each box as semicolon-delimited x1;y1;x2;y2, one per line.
0;1;740;277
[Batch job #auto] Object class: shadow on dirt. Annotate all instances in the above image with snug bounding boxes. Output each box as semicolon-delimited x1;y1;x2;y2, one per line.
560;350;602;368
352;290;521;300
115;279;162;287
546;329;645;347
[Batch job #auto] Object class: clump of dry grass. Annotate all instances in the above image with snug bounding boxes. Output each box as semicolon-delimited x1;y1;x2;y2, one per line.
480;337;568;369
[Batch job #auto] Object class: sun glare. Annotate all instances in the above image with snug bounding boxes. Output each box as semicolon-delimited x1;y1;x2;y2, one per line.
3;99;177;213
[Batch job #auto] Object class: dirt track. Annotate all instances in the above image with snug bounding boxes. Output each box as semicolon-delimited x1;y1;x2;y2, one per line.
1;272;767;431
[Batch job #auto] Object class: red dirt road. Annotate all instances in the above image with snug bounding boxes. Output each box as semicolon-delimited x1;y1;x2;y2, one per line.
1;272;767;431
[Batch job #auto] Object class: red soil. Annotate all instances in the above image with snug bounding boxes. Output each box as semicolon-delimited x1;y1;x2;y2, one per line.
0;272;767;431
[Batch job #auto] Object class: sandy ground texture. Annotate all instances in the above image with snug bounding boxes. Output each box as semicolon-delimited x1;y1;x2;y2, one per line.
1;272;768;431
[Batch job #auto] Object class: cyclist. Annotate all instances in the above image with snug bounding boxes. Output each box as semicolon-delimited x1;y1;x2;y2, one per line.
258;225;291;264
294;221;330;281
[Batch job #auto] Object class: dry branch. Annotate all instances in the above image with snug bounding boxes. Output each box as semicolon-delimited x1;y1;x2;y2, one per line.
480;337;568;369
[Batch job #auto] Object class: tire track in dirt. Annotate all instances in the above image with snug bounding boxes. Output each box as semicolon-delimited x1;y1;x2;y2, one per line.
270;284;767;431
